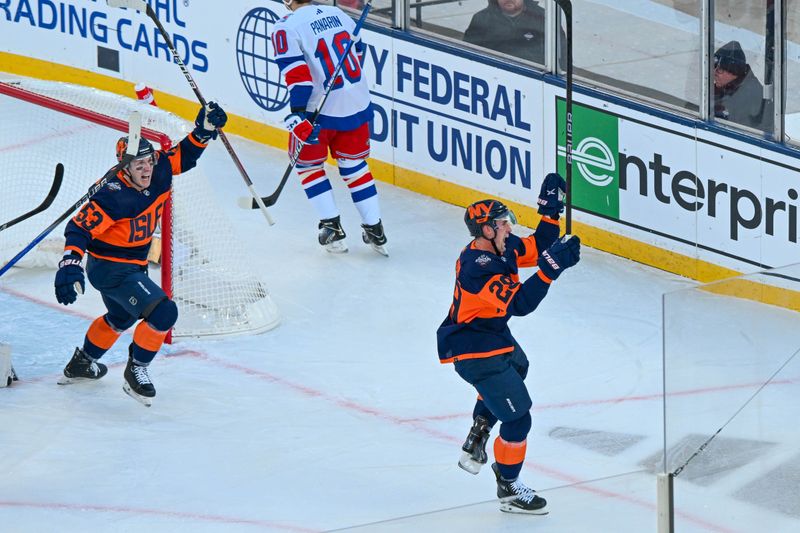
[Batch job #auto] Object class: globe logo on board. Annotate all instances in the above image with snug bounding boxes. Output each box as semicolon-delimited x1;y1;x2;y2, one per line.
236;7;288;112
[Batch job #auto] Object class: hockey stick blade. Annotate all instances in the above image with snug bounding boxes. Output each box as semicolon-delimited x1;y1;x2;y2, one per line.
126;111;142;157
239;167;289;209
0;163;64;233
0;113;141;278
106;0;146;11
239;166;289;209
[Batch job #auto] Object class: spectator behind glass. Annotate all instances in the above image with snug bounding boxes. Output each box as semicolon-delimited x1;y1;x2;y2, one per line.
713;40;773;132
464;0;559;66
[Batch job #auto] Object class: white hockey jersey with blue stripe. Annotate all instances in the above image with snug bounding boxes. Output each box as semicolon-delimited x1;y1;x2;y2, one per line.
272;5;373;131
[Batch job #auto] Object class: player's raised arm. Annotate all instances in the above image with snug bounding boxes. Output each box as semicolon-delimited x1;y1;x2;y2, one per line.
437;198;580;514
166;103;229;176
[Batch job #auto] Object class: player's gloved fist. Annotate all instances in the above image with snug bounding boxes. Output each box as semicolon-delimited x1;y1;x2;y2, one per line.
193;102;227;142
284;113;320;145
537;172;567;218
54;254;85;305
538;235;580;280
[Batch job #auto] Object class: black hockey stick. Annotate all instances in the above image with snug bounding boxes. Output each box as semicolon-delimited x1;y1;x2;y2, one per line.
0;113;141;278
105;0;275;226
555;0;573;234
0;163;64;233
240;0;374;210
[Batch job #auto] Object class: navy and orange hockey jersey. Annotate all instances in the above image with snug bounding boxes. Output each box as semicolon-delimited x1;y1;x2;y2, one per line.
63;133;208;264
437;216;561;364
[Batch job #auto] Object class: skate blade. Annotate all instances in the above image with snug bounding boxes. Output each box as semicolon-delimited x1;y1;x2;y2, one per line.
458;452;484;475
58;375;101;385
368;242;389;257
499;499;549;515
123;383;153;407
324;240;348;254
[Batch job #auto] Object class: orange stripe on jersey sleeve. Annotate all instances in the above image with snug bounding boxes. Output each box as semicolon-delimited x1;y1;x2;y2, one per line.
168;145;184;174
187;133;207;149
64;245;84;257
494;437;527;466
516;235;540;268
536;270;553;284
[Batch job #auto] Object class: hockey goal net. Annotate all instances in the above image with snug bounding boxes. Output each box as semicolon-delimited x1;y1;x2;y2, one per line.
0;77;279;339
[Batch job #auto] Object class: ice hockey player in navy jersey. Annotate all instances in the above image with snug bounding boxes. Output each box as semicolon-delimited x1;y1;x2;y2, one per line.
437;173;581;514
53;103;228;406
272;0;387;255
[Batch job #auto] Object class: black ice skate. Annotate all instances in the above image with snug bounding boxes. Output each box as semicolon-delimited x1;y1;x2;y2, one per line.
491;462;548;515
123;350;156;407
318;216;348;253
57;347;108;385
361;220;388;256
458;415;491;475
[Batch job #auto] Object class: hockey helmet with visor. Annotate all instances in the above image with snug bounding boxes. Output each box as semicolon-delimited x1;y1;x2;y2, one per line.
464;199;517;237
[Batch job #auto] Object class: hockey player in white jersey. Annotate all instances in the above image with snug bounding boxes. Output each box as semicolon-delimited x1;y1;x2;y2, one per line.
272;0;387;255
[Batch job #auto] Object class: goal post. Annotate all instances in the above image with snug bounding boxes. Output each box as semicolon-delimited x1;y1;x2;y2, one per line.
0;77;279;339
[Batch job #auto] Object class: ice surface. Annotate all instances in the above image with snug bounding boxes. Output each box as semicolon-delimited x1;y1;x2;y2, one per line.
2;124;798;532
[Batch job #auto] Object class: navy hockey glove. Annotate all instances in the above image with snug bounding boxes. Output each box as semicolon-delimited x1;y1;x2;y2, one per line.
54;254;85;305
537;172;567;217
284;112;320;145
193;102;227;142
538;235;580;281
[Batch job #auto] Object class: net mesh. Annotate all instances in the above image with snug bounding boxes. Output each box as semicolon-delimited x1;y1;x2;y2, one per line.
0;76;279;338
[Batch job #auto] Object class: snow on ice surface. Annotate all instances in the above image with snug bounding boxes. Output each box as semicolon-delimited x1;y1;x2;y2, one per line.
2;133;799;533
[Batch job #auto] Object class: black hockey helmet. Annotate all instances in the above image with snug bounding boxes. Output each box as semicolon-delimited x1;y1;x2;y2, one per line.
116;136;155;165
464;199;517;237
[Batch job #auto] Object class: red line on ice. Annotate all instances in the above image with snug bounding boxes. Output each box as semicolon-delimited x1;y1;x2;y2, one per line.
0;288;749;532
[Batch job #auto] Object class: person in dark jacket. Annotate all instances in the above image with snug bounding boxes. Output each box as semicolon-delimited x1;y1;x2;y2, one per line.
463;0;563;66
713;40;773;132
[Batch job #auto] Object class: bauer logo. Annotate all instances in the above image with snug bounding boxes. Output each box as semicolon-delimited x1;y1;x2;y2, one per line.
236;7;289;112
557;100;620;219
